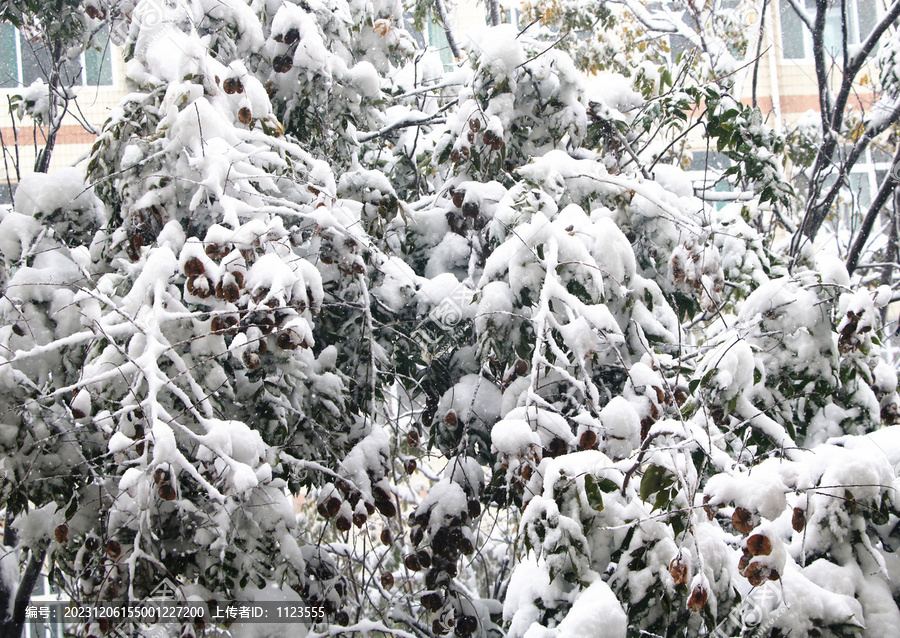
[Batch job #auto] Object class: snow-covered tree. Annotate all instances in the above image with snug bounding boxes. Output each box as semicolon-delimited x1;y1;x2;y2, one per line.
2;1;900;638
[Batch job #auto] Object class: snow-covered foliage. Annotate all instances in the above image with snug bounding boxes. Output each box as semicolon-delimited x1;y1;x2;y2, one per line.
2;1;900;638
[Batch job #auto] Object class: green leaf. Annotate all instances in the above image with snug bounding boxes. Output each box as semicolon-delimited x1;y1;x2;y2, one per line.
584;475;605;512
640;464;675;511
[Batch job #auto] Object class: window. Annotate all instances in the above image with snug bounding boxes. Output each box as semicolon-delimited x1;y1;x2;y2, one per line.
426;20;454;69
0;23;113;89
779;0;877;60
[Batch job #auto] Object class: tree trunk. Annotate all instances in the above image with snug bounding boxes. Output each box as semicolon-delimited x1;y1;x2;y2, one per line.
0;549;46;638
488;0;502;26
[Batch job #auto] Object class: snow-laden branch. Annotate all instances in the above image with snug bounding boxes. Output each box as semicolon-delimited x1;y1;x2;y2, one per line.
356;100;457;143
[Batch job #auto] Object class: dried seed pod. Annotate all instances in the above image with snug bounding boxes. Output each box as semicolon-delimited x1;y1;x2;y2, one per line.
404;554;421;571
652;386;665;404
579;430;598;450
410;526;424;546
444;411;458;429
467;499;481;519
732;507;755;534
242;351;261;370
406;430;420;448
416;550;432;568
375;499;396;518
380;571;394;589
54;524;69;544
326;496;342;517
738;551;751;575
421;591;442;611
238;107;252;125
335;515;351;532
746;533;772;556
222;78;239;94
284;28;300;44
450;149;461;164
106;540;121;559
158;483;177;501
514;359;528;375
184;257;205;277
792;507;806;532
85;5;101;19
702;494;717;520
85;537;100;552
462;201;479;218
154;468;168;485
405;459;417;474
483;130;498;146
686;584;708;612
11;324;25;337
451;189;465;208
744;561;770;587
223;281;240;303
205;243;229;260
547;437;568;458
273;55;293;73
457;615;478;636
380;529;392;545
669;558;687;585
186;276;211;298
469;118;482;132
277;330;300;350
352;512;367;528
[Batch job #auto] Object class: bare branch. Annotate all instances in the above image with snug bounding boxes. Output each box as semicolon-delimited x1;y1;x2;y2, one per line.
433;0;462;60
846;144;900;275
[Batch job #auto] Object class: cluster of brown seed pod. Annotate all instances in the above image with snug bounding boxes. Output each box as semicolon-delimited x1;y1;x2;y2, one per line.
218;75;254;125
290;553;350;626
317;478;396;533
667;554;707;612
738;531;779;586
838;309;872;354
271;27;300;73
448;116;504;166
637;383;687;441
125;205;165;261
726;504;805;585
180;238;314;372
154;466;178;501
317;232;366;275
498;442;541;500
405;501;480;635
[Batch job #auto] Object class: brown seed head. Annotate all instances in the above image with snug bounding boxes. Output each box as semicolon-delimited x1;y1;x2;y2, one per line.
732;507;755;534
687;585;708;612
746;533;772;556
